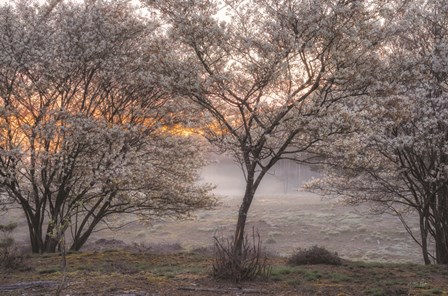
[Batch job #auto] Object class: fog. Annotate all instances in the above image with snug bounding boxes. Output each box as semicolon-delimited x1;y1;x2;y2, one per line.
200;153;320;196
3;153;422;263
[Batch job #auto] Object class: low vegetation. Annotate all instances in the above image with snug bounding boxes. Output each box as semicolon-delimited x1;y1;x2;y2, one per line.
1;248;447;295
0;223;23;271
212;230;271;282
287;245;343;266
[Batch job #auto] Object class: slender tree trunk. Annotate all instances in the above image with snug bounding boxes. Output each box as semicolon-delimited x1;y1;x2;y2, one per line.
234;191;254;255
234;171;256;255
44;237;59;253
43;222;59;253
434;224;448;264
70;195;113;251
419;213;431;265
28;223;42;253
24;211;45;253
70;220;100;251
435;239;448;264
25;213;60;253
233;154;273;256
70;237;87;252
435;188;448;264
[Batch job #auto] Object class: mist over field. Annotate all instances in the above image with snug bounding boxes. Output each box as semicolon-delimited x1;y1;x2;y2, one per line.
3;154;422;264
200;154;320;196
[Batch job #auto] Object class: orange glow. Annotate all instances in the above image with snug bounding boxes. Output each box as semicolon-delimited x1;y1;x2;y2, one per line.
160;124;204;137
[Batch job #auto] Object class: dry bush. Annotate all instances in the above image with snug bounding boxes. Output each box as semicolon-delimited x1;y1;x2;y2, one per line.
212;229;271;282
288;245;342;266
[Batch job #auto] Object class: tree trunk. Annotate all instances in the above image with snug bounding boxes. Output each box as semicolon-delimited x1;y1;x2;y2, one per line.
70;221;98;251
28;225;43;254
234;192;253;255
435;241;448;264
435;188;448;264
44;236;59;253
233;172;256;255
70;237;87;252
434;225;448;264
43;222;59;253
26;219;60;253
419;214;431;265
24;212;45;253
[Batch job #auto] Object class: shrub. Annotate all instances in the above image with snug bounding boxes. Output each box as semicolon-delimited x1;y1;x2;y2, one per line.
212;229;271;282
287;245;342;266
0;222;23;270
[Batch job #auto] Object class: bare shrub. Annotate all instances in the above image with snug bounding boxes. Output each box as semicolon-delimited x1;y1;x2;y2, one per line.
212;229;271;282
0;222;23;270
288;245;342;266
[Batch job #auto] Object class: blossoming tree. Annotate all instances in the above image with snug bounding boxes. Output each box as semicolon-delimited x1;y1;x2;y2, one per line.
307;0;448;264
150;0;383;255
0;0;214;253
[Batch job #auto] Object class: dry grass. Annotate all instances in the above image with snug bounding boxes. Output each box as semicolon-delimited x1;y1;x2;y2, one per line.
4;194;423;264
1;249;447;295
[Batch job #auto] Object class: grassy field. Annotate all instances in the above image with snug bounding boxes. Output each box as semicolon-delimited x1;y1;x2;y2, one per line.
2;163;444;295
2;192;441;295
1;249;447;295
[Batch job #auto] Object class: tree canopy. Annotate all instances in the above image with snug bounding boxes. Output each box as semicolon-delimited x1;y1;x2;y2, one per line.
307;0;448;264
1;0;446;266
148;0;385;255
0;0;214;253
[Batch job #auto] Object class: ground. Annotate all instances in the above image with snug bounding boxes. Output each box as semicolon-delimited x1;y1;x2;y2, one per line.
6;193;423;263
1;249;448;295
3;158;425;263
1;160;446;294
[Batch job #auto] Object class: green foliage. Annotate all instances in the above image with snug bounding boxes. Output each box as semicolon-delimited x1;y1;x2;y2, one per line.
287;245;342;266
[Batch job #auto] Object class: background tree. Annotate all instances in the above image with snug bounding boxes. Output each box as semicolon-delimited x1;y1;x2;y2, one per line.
307;0;448;264
0;0;214;253
150;0;384;254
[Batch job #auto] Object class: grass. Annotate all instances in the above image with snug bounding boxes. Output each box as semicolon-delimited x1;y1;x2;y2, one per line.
1;249;447;295
329;272;352;283
424;288;443;295
364;287;386;296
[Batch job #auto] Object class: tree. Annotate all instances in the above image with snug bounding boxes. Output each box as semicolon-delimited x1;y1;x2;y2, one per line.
0;0;214;253
150;0;383;254
307;0;448;264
